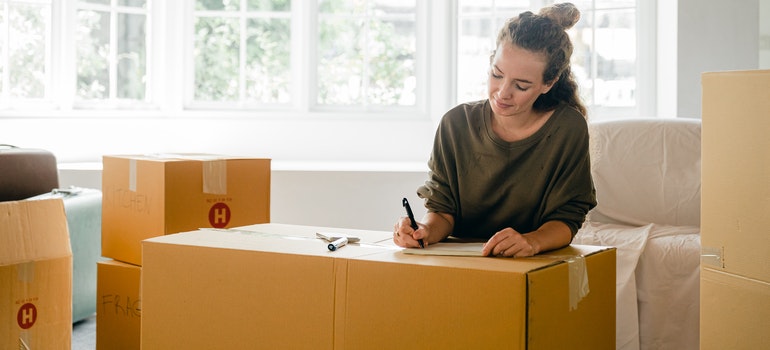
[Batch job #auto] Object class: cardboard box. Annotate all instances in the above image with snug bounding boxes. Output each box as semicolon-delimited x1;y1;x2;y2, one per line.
101;154;271;265
1;198;72;349
97;259;142;350
141;224;615;349
701;69;770;348
701;69;770;282
339;245;615;349
700;268;770;350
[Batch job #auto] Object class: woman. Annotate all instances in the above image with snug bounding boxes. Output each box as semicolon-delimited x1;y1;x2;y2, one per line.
394;3;596;258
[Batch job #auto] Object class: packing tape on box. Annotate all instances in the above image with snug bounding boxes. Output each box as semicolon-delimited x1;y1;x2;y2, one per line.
158;154;228;195
536;254;590;310
16;261;35;283
202;159;227;195
130;154;228;194
567;256;590;311
701;246;724;268
19;332;31;350
129;159;137;192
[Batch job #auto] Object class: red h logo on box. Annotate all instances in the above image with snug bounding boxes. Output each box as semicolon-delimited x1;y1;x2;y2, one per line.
17;303;37;329
208;202;231;228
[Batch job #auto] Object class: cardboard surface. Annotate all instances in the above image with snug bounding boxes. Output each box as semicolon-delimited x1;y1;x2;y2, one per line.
141;224;615;350
97;259;142;350
701;69;770;282
230;222;395;244
141;233;348;349
1;198;72;349
700;268;770;349
701;69;770;349
338;245;615;350
101;154;271;265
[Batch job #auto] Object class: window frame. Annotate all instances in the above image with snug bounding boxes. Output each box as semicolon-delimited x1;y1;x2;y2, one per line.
0;0;657;165
71;0;153;109
1;0;655;120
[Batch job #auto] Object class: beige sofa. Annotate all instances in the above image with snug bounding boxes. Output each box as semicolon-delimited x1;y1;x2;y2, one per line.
575;118;701;350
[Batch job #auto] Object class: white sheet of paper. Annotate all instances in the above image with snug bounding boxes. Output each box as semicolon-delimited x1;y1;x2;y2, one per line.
402;242;486;256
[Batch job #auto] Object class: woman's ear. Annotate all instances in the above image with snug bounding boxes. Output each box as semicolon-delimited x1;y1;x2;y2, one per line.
541;78;558;94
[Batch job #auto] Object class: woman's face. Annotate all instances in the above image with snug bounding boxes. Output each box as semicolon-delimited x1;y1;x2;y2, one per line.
487;43;554;119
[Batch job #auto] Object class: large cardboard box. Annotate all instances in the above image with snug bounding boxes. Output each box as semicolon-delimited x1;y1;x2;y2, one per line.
97;259;142;350
1;198;72;349
701;69;770;348
101;154;271;265
700;268;770;350
141;224;615;350
701;69;770;282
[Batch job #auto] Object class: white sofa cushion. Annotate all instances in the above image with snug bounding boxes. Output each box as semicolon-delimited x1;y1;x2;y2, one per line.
587;118;701;227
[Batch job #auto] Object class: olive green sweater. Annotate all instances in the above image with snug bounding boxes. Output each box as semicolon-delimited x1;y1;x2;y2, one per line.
417;100;596;239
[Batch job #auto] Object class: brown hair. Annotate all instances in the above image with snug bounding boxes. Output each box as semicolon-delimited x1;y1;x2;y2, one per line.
493;3;586;116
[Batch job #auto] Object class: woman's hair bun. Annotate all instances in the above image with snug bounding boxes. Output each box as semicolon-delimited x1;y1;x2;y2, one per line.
539;2;581;30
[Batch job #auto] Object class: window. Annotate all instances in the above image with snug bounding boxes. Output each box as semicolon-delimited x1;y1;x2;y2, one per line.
0;0;52;107
572;0;639;117
316;0;418;109
75;0;149;104
3;1;649;117
191;0;292;106
189;0;420;111
2;0;426;116
456;0;651;119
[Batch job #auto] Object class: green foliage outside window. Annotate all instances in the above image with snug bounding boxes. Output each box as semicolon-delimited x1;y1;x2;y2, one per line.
195;17;241;101
75;1;147;102
7;4;47;99
245;18;291;103
317;0;416;106
76;9;110;100
194;0;291;103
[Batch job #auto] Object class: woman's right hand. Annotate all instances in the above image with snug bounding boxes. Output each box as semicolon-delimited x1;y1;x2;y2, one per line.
393;216;426;248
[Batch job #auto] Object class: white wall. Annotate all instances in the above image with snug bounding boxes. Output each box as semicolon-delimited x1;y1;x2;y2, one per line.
58;163;429;232
676;0;760;119
2;117;436;164
270;168;429;231
761;0;770;68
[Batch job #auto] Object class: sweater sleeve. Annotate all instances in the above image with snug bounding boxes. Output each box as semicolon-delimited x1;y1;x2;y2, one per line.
539;116;597;236
417;111;458;216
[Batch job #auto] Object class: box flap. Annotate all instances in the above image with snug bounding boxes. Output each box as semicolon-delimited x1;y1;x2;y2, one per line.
0;198;71;265
353;243;612;274
142;228;395;260
232;223;394;244
104;153;270;162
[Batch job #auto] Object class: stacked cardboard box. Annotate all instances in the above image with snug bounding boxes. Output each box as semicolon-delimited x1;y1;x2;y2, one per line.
97;154;271;349
701;70;770;349
101;154;271;266
140;223;616;349
96;260;142;350
1;198;72;349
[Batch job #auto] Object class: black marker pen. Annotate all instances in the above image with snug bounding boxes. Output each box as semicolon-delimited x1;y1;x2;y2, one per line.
402;197;425;248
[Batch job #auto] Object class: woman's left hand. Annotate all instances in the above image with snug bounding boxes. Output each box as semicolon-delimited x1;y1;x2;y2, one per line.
481;227;539;258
